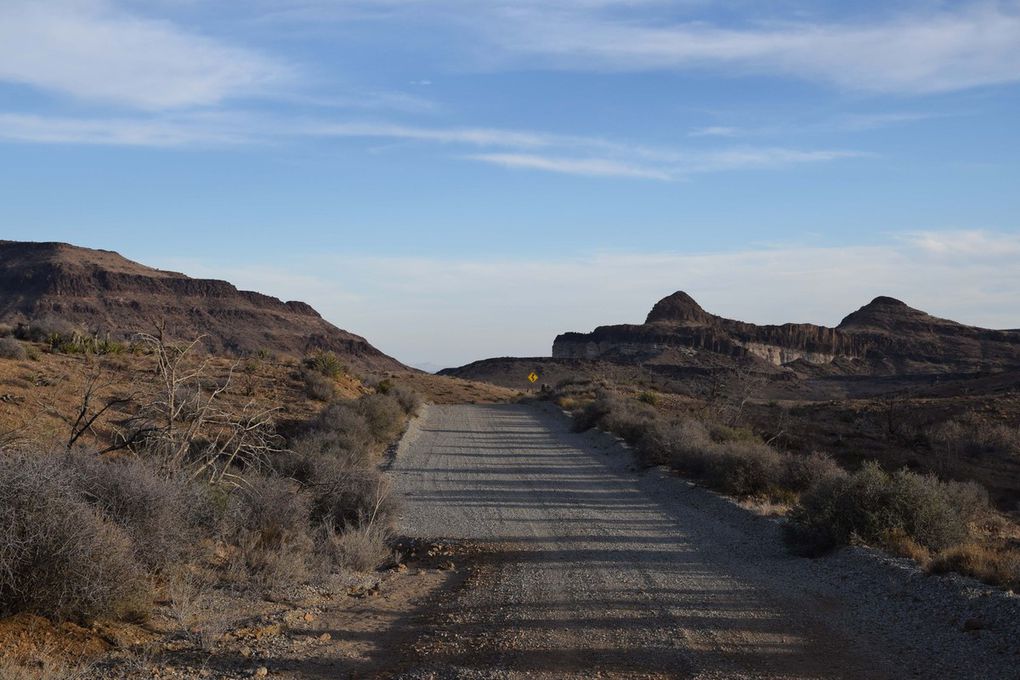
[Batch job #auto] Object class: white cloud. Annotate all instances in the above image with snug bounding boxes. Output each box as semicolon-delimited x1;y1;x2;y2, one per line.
478;3;1020;94
0;0;290;109
465;153;672;180
0;112;864;178
903;230;1020;257
689;126;740;138
149;230;1020;368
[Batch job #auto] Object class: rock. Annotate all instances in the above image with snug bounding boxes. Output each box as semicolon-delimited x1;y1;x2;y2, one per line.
240;645;253;658
439;561;455;571
963;618;984;631
254;667;268;678
319;633;331;641
303;613;315;622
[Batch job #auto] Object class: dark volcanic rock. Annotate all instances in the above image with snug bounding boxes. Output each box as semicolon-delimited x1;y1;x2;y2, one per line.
553;291;1020;376
0;240;404;370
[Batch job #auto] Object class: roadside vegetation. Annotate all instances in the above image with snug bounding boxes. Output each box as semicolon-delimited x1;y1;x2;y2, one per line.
0;329;420;654
559;383;1020;591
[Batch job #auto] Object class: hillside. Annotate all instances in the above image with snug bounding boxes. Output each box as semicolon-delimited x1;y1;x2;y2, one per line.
0;240;404;371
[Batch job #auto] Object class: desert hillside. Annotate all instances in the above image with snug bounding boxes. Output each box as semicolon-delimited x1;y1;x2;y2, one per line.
0;240;404;371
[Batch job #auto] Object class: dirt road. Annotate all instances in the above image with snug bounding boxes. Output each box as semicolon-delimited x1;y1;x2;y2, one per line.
391;404;1020;679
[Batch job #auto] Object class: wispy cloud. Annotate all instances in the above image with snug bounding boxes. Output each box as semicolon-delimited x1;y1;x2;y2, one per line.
466;153;672;180
0;112;866;178
689;126;740;138
0;0;290;110
482;3;1020;94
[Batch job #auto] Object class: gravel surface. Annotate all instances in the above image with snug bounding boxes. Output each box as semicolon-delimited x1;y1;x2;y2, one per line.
391;403;1020;679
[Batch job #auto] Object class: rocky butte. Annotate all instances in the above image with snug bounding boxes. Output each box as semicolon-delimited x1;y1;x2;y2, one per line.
552;291;1020;376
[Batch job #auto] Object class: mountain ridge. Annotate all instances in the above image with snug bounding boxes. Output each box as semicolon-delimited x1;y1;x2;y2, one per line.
553;290;1020;375
0;240;405;371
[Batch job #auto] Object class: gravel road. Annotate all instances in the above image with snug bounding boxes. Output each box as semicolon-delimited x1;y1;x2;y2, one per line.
391;403;1020;679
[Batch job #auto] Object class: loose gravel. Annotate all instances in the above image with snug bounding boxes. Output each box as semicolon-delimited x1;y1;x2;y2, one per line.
391;403;1020;679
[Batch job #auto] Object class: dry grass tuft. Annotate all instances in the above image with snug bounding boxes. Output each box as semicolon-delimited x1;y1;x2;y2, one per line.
929;543;1020;589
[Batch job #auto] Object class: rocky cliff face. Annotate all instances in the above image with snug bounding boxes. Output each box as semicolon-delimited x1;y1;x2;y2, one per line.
0;240;405;370
553;291;1020;375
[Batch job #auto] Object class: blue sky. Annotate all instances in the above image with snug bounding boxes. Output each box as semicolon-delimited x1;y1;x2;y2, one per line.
1;1;1019;368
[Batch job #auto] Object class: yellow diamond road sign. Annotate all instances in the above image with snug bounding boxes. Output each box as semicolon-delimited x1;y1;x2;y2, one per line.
527;371;539;384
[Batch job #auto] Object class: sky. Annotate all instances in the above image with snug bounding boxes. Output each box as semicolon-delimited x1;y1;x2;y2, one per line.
1;0;1019;369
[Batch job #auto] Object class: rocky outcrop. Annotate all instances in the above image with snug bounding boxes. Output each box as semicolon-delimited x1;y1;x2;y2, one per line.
553;291;1020;375
0;240;405;370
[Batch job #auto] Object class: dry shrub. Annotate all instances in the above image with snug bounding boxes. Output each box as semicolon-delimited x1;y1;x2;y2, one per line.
0;337;27;360
356;393;406;443
0;653;94;680
571;392;656;445
223;476;313;589
376;381;422;416
0;455;150;623
882;528;932;565
929;544;1020;589
308;465;398;532
706;441;786;497
785;462;985;556
929;414;1020;463
317;523;393;573
300;367;335;402
63;455;197;572
782;451;846;493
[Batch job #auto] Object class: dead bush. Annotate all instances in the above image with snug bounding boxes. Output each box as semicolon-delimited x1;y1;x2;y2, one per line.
0;337;27;360
223;476;313;589
64;455;197;572
317;522;393;573
0;454;150;623
929;414;1020;466
308;465;398;532
299;367;335;402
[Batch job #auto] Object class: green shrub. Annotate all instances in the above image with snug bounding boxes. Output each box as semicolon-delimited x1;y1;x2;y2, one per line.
706;441;786;497
0;455;150;623
637;391;659;406
635;418;711;468
785;462;984;556
304;351;346;379
571;392;656;445
782;451;846;493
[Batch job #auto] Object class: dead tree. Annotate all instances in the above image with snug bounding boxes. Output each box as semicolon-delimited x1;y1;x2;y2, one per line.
132;322;282;485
